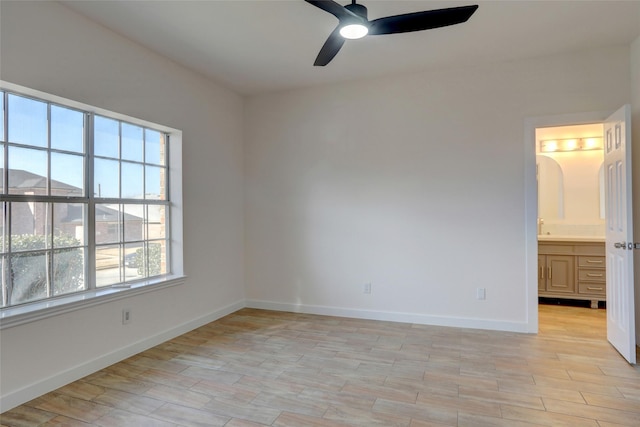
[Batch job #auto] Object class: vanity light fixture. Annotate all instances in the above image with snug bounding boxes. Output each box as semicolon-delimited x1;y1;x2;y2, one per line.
539;137;603;153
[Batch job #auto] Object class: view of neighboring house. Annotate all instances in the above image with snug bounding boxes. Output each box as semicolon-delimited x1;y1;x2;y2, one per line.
3;168;143;242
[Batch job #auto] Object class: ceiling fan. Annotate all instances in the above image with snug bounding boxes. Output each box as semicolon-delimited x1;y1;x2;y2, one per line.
305;0;479;66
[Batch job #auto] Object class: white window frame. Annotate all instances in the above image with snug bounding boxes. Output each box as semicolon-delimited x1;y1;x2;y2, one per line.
0;81;185;329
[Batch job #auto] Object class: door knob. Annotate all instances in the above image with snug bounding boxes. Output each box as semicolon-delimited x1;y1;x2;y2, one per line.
614;242;626;249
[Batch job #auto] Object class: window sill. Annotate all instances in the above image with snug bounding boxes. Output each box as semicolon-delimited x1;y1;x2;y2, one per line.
0;275;186;330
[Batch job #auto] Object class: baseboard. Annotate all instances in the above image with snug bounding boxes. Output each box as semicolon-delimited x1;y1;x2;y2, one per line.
0;299;244;413
245;299;530;333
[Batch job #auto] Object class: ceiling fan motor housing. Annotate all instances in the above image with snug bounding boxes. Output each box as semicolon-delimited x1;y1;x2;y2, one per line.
345;3;368;21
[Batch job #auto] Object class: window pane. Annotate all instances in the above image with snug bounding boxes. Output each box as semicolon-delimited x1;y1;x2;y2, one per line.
10;251;48;305
145;129;164;165
0;143;4;193
11;202;50;250
94;115;119;158
0;92;4;140
123;204;144;242
122;123;143;162
145;165;165;200
51;152;84;197
7;94;47;148
121;162;143;199
147;205;166;240
53;248;85;296
1;254;6;307
96;244;121;287
51;105;84;153
148;240;167;276
95;204;120;244
8;146;47;195
0;202;5;253
124;242;144;281
53;203;85;247
94;158;119;198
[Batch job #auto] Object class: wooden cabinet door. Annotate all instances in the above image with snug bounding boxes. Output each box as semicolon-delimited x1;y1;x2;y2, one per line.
538;255;546;292
546;255;575;294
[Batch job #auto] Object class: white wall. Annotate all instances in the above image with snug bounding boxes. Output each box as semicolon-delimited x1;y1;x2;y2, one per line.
631;35;640;346
0;1;245;410
245;47;631;331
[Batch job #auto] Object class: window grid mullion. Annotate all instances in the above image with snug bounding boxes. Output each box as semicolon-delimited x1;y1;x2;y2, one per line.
119;121;122;199
1;93;7;306
144;205;148;277
143;128;147;201
47;202;53;298
86;113;96;292
118;122;123;284
3;92;8;196
6;202;13;305
47;103;52;196
46;105;53;298
2;202;11;306
164;134;171;275
120;203;124;284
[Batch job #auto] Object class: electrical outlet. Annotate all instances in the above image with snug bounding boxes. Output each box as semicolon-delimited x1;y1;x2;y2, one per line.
476;288;486;300
364;283;372;294
122;308;132;324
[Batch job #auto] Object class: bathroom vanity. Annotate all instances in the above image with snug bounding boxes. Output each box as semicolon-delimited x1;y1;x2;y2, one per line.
538;237;605;308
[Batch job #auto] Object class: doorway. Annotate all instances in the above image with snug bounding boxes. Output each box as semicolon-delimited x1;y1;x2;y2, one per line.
536;123;606;310
524;110;611;334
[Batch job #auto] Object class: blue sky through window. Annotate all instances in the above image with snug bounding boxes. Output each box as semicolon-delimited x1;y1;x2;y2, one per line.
8;94;47;148
51;105;84;153
3;93;164;198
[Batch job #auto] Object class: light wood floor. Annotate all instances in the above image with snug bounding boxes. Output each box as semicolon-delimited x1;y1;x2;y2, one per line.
2;305;640;426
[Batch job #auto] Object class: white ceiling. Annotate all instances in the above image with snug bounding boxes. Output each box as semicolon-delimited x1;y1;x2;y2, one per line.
60;0;640;95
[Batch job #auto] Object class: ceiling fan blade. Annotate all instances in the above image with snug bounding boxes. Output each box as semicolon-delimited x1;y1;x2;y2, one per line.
368;5;478;35
314;26;345;66
305;0;359;21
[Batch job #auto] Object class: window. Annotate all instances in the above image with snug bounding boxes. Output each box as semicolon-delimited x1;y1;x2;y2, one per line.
0;85;181;311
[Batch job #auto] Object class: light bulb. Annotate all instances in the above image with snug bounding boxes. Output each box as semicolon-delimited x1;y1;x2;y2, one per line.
583;137;601;150
541;140;558;152
340;23;368;39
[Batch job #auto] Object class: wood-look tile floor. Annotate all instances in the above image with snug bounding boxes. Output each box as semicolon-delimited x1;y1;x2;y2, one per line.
2;304;640;426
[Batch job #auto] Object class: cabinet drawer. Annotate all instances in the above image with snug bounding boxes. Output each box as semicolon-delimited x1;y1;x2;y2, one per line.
574;244;605;256
538;244;574;255
578;269;606;282
578;256;605;268
578;282;606;296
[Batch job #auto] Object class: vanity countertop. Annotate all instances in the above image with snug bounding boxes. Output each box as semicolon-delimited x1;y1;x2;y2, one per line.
538;235;605;243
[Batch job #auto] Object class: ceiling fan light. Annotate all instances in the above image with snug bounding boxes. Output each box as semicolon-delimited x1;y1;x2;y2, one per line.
340;23;368;39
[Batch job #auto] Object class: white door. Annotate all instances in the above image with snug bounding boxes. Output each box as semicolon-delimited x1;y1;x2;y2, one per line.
604;105;636;364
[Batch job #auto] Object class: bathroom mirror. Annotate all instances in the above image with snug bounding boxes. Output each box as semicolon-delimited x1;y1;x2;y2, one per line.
537;155;564;221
